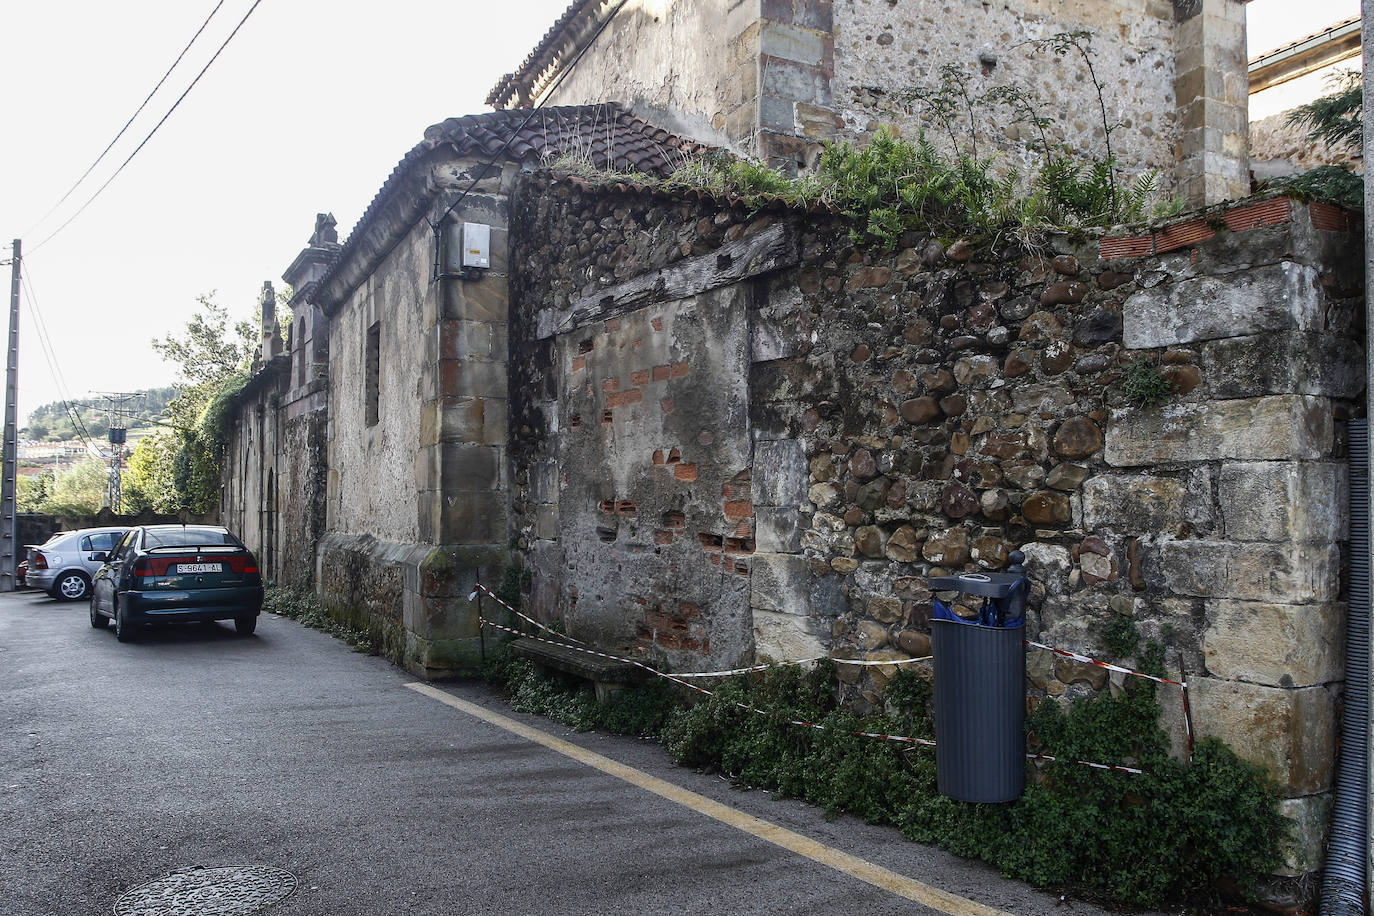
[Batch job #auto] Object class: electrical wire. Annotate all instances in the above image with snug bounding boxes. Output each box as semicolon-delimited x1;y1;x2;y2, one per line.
18;269;99;457
22;0;228;239
430;0;630;237
29;0;266;254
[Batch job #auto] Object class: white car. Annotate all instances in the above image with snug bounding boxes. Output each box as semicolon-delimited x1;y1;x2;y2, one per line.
26;527;129;601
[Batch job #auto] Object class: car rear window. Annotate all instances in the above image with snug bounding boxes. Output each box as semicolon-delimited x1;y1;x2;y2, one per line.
143;528;242;549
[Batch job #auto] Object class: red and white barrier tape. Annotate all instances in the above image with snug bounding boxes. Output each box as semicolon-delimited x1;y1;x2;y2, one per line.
471;583;932;676
1023;640;1185;687
471;584;588;645
479;614;1142;774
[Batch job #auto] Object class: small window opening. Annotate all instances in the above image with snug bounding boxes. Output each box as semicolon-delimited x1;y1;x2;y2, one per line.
365;322;381;427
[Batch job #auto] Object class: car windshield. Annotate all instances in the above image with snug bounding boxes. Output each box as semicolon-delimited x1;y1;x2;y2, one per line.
143;528;242;549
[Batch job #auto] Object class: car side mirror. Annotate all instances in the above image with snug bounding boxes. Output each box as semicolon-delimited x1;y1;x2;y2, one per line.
91;551;108;562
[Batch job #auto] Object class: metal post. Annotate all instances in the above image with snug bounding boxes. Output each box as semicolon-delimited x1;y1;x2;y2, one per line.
2;241;20;591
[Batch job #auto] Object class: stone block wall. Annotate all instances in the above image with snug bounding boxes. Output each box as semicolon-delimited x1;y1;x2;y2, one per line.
510;169;1362;875
509;0;1250;204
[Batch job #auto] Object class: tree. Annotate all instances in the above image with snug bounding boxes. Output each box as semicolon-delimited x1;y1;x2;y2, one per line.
122;432;180;513
1286;69;1362;153
43;459;108;515
26;422;48;440
152;293;257;391
17;471;52;513
147;293;258;513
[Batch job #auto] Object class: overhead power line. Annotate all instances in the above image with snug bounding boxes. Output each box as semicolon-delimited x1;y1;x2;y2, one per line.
30;0;267;254
19;269;98;456
23;0;228;239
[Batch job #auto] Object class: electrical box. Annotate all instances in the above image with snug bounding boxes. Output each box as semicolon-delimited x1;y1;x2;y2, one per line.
461;222;490;269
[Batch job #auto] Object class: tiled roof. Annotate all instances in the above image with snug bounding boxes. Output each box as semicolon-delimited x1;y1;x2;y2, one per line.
314;104;711;307
422;104;708;176
487;0;608;109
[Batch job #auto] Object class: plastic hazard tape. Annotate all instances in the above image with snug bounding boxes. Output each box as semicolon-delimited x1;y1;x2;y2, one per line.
471;582;932;676
478;614;1142;776
1024;639;1194;759
1023;640;1185;688
470;583;588;645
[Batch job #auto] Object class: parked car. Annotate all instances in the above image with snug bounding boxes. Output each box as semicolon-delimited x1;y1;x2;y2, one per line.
89;525;264;642
27;527;129;601
90;525;264;642
17;559;26;587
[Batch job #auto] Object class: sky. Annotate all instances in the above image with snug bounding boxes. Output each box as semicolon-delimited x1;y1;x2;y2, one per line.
0;0;1362;428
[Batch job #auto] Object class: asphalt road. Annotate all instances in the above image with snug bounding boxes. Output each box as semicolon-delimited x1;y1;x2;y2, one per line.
0;588;1155;916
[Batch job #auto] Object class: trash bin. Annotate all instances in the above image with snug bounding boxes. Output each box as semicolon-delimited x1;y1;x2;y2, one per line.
929;551;1029;803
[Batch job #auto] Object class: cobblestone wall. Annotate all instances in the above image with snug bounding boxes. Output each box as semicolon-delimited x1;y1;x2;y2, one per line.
511;171;1362;873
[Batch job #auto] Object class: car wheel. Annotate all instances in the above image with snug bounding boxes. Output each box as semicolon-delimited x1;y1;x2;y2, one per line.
55;571;90;601
234;615;257;637
89;596;108;629
114;601;136;643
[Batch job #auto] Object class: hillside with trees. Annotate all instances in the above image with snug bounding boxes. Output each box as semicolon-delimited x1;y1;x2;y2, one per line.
22;387;179;443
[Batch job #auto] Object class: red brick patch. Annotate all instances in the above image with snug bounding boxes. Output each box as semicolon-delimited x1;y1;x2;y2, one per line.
654;530;674;544
652;365;670;381
1153;219;1214;254
670;362;689;379
651;317;663;332
602;377;620;392
630;369;650;386
674;463;697;482
724;500;754;519
571;356;586;373
607;389;642;408
1099;234;1153;259
605;318;621;332
1310;201;1359;232
1224;197;1292;232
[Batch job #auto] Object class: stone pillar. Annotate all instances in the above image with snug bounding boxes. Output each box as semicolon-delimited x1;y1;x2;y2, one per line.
723;0;837;171
1174;0;1250;206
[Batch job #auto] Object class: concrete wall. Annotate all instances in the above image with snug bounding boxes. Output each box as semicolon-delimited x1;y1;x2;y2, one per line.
511;170;1363;876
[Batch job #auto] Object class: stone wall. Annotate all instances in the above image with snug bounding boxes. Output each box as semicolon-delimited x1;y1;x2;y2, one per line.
510;170;1362;875
504;0;1249;203
831;0;1177;174
538;0;741;151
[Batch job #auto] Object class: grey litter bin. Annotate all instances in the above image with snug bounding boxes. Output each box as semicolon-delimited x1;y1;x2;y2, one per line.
929;552;1029;803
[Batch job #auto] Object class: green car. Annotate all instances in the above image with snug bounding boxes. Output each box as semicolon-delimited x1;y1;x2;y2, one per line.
89;525;264;643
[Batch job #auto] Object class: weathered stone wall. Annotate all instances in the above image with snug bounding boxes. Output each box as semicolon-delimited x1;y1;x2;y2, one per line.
539;0;741;150
830;0;1178;174
511;170;1362;874
325;218;433;544
518;0;1247;203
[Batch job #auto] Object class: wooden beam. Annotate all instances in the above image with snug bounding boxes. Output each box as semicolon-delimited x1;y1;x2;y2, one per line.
535;221;798;339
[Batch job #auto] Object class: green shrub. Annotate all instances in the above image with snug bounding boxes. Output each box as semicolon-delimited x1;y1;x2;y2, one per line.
482;643;1285;908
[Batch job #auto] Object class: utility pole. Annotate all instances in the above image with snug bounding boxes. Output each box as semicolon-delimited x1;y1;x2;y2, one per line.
2;241;20;591
94;391;138;513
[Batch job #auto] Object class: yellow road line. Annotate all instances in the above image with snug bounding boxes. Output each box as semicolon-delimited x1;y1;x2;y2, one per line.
405;682;1015;916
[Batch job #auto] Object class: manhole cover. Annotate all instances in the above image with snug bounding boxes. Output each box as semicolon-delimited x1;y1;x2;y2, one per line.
114;865;297;916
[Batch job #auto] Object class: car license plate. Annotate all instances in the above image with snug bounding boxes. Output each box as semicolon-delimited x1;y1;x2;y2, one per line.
177;563;223;574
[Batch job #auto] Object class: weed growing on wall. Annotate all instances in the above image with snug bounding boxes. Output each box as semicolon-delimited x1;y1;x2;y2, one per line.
558;31;1182;251
263;585;381;654
480;645;1285;908
1120;359;1175;407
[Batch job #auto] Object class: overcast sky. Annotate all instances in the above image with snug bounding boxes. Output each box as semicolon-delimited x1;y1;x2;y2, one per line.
0;0;1359;427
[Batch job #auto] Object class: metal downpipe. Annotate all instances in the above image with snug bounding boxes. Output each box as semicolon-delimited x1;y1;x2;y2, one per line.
1322;419;1370;915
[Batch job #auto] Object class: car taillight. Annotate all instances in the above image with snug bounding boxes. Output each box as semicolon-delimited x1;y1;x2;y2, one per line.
133;558;153;576
33;553;47;570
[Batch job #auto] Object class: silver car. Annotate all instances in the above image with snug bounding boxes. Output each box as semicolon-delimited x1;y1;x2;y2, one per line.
27;527;129;601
